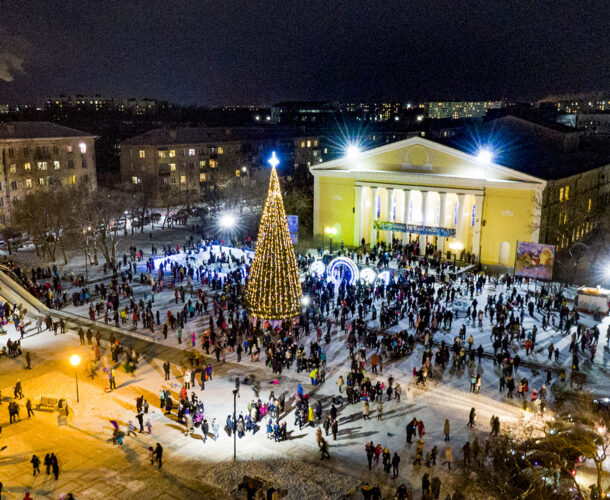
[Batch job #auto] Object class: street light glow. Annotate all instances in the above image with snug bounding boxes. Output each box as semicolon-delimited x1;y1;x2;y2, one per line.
220;214;236;229
268;151;280;168
476;148;493;164
70;354;80;366
345;144;360;160
325;227;337;236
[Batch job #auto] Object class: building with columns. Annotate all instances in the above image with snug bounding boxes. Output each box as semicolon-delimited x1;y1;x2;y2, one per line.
309;136;546;266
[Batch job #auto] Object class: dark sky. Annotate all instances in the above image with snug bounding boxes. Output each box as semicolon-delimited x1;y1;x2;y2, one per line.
1;0;608;106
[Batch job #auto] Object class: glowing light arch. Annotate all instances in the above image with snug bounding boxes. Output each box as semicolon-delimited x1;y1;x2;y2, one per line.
360;268;377;284
327;256;359;286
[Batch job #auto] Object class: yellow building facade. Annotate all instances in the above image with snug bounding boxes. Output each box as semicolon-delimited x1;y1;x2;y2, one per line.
310;137;546;266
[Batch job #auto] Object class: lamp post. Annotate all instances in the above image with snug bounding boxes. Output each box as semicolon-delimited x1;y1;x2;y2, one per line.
448;241;463;270
325;227;337;254
70;354;80;403
232;377;239;460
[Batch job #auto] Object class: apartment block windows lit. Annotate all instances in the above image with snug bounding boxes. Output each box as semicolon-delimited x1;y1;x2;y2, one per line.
25;179;32;188
79;143;87;154
54;161;60;170
24;162;31;171
139;150;146;159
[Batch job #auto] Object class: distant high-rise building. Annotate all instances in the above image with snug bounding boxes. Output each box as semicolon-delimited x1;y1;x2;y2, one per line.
271;101;339;124
425;101;503;119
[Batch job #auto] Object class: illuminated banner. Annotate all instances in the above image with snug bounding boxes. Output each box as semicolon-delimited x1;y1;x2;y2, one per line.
514;241;555;280
374;221;456;237
286;215;298;244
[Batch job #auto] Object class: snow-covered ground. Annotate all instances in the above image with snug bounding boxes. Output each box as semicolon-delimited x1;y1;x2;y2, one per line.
1;224;609;499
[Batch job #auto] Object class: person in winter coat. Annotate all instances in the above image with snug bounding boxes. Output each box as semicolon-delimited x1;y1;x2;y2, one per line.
443;419;450;441
462;441;471;465
413;439;424;465
363;400;370;420
422;473;431;496
31;455;41;476
377;399;383;421
430;476;441;499
382;448;391;473
394;383;402;401
395;484;411;500
417;419;426;437
374;443;382;463
443;445;452;468
365;442;374;469
331;418;338;440
308;405;315;426
361;482;374;500
391;452;401;478
467;407;476;427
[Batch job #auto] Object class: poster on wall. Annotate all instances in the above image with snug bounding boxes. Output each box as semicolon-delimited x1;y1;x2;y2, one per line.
514;241;555;280
286;215;299;244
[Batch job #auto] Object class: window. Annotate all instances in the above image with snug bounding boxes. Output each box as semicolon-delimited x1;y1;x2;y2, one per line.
199;173;207;182
179;149;185;157
79;142;87;154
131;176;140;184
209;160;217;168
218;147;224;155
588;198;592;212
158;150;166;159
300;141;305;148
39;177;46;185
139;150;146;158
54;161;60;170
170;163;176;171
24;162;31;171
559;187;564;202
25;179;32;188
67;145;73;153
11;181;17;190
307;140;311;147
563;212;568;224
235;170;240;177
565;185;569;200
188;149;195;156
82;174;89;183
171;177;176;184
9;164;16;173
53;146;59;155
81;159;87;169
68;175;76;185
7;148;14;158
199;160;206;168
324;147;328;154
37;161;48;170
180;175;186;184
23;148;29;158
68;160;74;169
0;215;5;224
314;140;318;147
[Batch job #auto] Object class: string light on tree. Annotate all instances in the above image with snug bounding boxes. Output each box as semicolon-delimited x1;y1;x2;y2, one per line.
246;152;302;321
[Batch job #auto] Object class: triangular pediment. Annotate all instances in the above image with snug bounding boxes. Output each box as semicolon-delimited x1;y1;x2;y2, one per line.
310;136;544;184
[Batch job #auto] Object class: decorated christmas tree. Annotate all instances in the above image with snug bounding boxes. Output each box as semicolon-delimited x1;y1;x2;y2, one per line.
246;152;302;321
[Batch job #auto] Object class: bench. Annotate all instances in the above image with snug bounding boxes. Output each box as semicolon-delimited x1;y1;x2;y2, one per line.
38;397;59;412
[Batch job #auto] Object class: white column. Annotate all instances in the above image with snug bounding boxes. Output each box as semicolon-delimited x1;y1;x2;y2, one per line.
370;187;379;245
455;193;465;244
419;191;428;255
313;175;320;235
438;192;447;254
385;188;393;242
472;194;483;260
354;185;362;247
402;189;411;245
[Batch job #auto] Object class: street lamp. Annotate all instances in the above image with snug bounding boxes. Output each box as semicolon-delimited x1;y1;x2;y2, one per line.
233;377;239;460
70;354;80;403
448;241;463;269
325;227;337;254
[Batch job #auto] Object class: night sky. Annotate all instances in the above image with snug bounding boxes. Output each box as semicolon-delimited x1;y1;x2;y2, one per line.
1;0;608;106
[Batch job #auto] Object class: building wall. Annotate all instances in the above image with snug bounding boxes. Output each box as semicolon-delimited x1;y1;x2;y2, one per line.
480;187;536;266
315;176;356;245
0;137;97;226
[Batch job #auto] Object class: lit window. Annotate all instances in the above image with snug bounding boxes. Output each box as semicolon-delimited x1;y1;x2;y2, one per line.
24;162;31;171
158;151;166;159
139;150;146;158
209;160;217;168
218;147;224;155
199;173;207;182
39;177;45;185
235;170;240;177
188;149;195;157
324;148;328;154
25;179;32;188
131;176;139;184
559;187;564;202
37;162;48;170
180;175;186;184
301;141;305;148
587;198;591;212
67;145;73;153
79;142;87;154
169;150;176;158
170;163;176;171
307;140;311;147
68;175;76;185
54;161;60;170
314;140;318;147
565;185;569;200
199;160;206;168
564;212;568;224
9;164;16;173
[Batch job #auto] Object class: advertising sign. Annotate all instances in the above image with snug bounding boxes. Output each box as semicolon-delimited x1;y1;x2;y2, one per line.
286;215;298;244
374;220;456;237
514;241;555;280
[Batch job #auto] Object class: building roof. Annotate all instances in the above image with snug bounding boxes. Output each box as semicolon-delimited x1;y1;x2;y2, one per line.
121;126;315;146
441;115;610;181
0;121;95;140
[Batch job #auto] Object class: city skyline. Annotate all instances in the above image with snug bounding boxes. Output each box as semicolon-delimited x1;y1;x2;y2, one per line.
1;0;609;106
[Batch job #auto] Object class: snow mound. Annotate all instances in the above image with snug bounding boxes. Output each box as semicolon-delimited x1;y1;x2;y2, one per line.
199;458;356;499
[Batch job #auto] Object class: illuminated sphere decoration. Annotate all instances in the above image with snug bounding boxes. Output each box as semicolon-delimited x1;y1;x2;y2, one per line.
327;256;359;286
359;267;377;284
310;260;326;276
